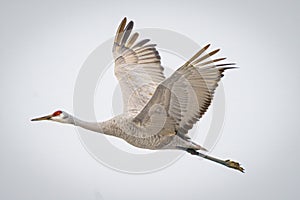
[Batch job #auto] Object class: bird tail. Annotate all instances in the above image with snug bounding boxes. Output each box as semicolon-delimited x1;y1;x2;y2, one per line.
191;141;207;151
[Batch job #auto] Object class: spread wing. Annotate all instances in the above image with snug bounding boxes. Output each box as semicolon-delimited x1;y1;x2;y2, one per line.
133;44;236;138
113;18;165;114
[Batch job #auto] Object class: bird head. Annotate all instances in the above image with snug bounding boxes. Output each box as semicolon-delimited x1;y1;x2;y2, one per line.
31;110;74;124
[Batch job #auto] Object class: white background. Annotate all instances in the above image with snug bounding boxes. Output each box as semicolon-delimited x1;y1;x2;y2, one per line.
1;0;299;199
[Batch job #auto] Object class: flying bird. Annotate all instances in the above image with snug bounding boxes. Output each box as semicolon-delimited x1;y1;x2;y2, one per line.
32;18;244;173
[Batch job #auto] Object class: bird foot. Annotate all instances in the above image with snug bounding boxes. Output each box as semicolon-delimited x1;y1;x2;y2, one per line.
225;160;244;173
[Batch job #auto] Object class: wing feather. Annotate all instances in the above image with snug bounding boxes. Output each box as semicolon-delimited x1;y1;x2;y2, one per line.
134;44;236;138
113;18;165;114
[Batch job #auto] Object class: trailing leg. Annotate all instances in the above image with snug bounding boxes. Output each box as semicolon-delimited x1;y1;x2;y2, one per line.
186;148;244;173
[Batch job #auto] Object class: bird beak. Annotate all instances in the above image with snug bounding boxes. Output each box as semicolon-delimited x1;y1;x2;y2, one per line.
31;114;52;121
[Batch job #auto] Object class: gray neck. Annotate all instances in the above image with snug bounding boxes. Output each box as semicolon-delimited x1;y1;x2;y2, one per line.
72;117;107;134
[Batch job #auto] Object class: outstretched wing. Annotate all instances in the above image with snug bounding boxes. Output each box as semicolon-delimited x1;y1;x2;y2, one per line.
113;18;165;114
134;44;236;138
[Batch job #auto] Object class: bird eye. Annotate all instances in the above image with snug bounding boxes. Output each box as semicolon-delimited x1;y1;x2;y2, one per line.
53;110;62;116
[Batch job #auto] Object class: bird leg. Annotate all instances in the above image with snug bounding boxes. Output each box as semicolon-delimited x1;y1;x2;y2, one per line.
186;148;244;173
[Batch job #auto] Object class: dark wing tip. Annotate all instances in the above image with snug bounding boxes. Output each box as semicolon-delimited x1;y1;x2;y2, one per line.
217;63;237;67
209;49;220;56
218;65;238;74
204;44;211;50
126;21;134;30
119;17;127;30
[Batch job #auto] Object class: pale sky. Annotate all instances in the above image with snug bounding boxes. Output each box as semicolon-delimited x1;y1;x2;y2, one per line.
1;0;299;199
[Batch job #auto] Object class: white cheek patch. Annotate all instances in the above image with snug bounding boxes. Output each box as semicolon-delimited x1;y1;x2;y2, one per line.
51;114;64;121
51;113;70;124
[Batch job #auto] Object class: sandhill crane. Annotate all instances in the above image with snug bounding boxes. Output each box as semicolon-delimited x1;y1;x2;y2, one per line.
32;17;244;173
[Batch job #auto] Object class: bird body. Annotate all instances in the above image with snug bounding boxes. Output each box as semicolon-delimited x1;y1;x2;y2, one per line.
60;113;200;151
32;18;244;172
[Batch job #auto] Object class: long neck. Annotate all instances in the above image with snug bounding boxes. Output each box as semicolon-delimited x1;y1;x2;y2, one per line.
71;117;108;134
